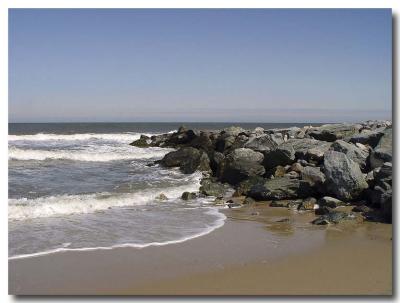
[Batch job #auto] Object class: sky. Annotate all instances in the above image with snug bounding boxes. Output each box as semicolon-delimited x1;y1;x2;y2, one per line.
9;9;392;123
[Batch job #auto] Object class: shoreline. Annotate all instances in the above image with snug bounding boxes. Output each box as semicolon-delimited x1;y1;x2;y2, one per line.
9;204;392;295
8;206;227;261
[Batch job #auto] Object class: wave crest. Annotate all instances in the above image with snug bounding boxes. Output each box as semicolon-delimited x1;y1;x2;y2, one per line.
9;172;202;220
8;146;172;162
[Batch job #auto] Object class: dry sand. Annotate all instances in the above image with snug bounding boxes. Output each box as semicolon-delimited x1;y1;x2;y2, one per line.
9;204;392;295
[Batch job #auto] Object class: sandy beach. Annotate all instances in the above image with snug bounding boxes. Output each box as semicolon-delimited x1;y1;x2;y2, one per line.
9;204;392;295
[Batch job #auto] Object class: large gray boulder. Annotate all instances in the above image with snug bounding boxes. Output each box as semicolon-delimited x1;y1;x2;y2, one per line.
281;138;331;162
248;177;313;200
244;134;279;152
262;144;296;170
160;147;210;174
301;166;326;186
330;140;369;171
349;128;385;148
166;127;197;146
308;123;361;142
323;151;368;201
220;148;265;185
221;126;246;137
370;128;392;169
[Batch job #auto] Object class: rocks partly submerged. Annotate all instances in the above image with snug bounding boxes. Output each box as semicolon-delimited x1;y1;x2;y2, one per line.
131;120;392;224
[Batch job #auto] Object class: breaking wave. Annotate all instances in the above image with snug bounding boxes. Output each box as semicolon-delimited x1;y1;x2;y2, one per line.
9;172;202;220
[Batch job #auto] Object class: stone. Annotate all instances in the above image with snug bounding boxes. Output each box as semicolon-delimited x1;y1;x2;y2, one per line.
283;138;331;162
262;145;295;170
220;148;265;185
243;196;256;205
301;166;326;187
129;135;151;147
236;176;265;196
330;140;369;171
308;123;361;142
199;178;229;197
352;205;372;213
181;192;196;200
290;162;304;173
370;128;392;169
221;126;246;137
317;196;345;208
315;206;334;215
253;127;265;136
160;147;211;174
311;211;358;225
298;197;317;210
285;171;299;179
244;134;279;152
349;128;385;148
274;165;286;177
248;177;313;200
323;151;368;201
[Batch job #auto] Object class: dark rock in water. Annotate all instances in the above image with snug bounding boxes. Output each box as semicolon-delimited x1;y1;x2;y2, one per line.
312;211;351;225
130;135;151;147
166;128;197;146
244;134;279;152
308;123;361;142
330;140;369;171
262;145;295;170
226;200;242;208
248;177;313;200
317;196;345;208
199;178;229;197
301;166;326;187
298;197;317;210
315;206;334;215
155;193;168;201
370;128;392;169
181;192;196;200
352;205;372;213
236;176;264;196
349;128;385;148
323;151;368;201
220;148;265;185
160;147;211;174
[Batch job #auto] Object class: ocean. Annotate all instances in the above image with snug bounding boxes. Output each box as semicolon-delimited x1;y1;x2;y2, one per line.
8;122;317;259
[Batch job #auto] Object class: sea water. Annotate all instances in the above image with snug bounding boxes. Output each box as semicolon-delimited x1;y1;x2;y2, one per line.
8;122;312;259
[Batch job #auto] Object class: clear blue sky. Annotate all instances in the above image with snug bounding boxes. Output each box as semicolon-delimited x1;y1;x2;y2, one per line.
9;9;392;123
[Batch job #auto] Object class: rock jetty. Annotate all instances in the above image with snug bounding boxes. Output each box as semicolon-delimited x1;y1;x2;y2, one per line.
130;121;392;224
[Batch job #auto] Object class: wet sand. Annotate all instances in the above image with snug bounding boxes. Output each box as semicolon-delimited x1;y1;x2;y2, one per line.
9;205;392;295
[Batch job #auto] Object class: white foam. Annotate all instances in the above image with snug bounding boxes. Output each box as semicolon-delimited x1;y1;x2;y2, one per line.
8;146;172;162
8;207;226;260
8;132;157;143
9;172;202;221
